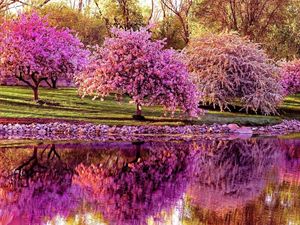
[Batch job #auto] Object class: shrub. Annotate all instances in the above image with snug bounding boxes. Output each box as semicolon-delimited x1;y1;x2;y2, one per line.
184;33;284;115
280;59;300;95
76;28;201;118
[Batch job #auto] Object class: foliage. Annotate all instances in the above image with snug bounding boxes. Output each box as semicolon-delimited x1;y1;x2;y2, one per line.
76;28;201;118
0;13;89;98
94;0;144;30
160;0;193;44
264;0;300;60
152;16;186;49
280;60;300;95
191;0;296;59
185;33;284;115
192;0;288;42
1;0;300;61
38;2;107;46
0;0;18;13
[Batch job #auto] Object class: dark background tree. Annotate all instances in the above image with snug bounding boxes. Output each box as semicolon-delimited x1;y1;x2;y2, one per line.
1;0;300;60
160;0;193;44
192;0;288;41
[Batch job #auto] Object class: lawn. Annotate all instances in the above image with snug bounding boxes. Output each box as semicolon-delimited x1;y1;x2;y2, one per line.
0;85;299;126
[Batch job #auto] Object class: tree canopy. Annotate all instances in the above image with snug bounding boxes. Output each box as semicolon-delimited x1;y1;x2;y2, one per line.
76;28;200;118
0;13;89;100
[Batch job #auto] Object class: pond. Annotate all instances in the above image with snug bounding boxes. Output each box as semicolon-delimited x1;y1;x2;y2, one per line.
0;137;299;225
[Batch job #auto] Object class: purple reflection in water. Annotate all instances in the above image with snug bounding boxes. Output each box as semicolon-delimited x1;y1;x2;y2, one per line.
0;138;299;225
189;139;279;211
74;141;200;225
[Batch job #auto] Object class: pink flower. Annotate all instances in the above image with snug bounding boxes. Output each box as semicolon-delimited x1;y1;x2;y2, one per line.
280;60;300;95
0;12;90;99
75;28;202;118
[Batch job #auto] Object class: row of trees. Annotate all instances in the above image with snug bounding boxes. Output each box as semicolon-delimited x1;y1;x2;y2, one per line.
0;13;299;118
1;0;300;60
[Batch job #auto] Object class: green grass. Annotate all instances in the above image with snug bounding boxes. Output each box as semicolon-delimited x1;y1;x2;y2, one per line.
0;85;299;126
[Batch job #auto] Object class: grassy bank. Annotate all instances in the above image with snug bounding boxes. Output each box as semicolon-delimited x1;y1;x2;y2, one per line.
0;86;299;126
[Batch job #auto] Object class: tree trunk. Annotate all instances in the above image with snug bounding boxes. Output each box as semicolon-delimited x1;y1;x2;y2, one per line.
131;141;143;163
136;103;142;116
45;77;57;89
33;87;39;101
51;77;57;89
78;0;83;11
48;144;60;160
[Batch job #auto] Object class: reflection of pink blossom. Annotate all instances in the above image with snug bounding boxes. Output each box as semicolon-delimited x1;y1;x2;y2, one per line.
278;139;300;184
0;178;80;225
189;139;279;212
1;138;299;224
0;146;81;225
74;141;200;225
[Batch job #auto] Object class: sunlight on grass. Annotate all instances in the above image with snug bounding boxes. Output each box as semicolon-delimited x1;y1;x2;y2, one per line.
0;86;298;126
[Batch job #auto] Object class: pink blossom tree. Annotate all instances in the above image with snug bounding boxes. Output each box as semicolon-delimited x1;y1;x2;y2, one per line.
185;34;284;115
280;60;300;95
0;13;89;100
75;28;201;118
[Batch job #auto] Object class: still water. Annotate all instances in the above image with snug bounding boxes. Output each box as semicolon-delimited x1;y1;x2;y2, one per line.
0;137;299;225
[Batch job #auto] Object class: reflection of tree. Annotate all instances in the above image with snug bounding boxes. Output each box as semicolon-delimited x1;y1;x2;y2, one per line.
12;144;62;187
279;139;300;184
74;141;200;225
1;138;298;225
0;141;201;225
189;139;279;212
0;144;78;225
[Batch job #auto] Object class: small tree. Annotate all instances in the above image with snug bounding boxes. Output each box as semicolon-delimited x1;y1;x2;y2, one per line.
76;28;201;118
280;59;300;95
185;33;284;115
0;13;89;100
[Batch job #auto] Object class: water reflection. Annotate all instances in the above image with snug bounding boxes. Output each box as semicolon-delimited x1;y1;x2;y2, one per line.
0;138;299;225
0;143;78;224
189;139;279;212
74;141;200;225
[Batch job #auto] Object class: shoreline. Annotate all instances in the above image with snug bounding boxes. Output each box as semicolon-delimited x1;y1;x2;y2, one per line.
0;119;299;141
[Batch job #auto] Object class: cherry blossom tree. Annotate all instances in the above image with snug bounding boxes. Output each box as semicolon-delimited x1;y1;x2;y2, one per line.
75;28;201;118
0;13;89;100
280;60;300;95
185;34;284;115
